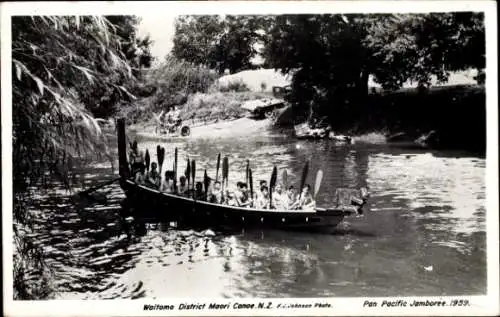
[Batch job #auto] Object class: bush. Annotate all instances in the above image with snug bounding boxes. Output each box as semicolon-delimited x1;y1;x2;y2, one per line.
146;57;219;112
214;79;250;92
179;91;269;122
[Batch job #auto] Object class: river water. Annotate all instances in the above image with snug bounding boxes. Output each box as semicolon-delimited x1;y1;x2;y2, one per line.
29;126;486;299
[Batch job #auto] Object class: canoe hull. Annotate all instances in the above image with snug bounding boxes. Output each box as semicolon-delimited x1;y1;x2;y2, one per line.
121;179;350;231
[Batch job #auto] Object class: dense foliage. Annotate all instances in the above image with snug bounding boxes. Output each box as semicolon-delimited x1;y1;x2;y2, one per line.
262;13;485;120
172;15;268;74
139;57;219;115
12;15;141;299
74;16;153;118
172;13;485;126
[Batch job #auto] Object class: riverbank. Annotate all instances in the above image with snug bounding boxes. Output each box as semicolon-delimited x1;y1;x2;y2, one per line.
129;117;275;140
275;84;485;153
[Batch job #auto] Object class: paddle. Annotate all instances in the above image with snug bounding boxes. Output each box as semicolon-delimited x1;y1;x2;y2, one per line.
215;153;221;183
156;145;161;172
145;149;150;173
299;160;309;200
282;169;288;190
203;169;209;200
222;156;229;189
159;147;166;174
185;158;191;192
191;159;196;191
78;177;120;196
161;147;166;173
158;147;165;178
172;148;177;193
249;168;254;201
222;156;229;199
269;166;278;209
314;169;323;199
245;160;250;185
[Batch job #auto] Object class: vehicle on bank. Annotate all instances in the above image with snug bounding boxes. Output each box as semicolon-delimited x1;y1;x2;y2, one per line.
154;108;191;137
241;98;287;120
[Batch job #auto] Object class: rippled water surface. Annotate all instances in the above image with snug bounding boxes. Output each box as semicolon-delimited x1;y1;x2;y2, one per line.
32;128;486;299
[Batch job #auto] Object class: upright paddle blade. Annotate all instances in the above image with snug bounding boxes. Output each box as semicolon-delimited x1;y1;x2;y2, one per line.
185;158;191;190
299;160;309;200
300;161;309;190
270;166;278;189
191;159;196;190
158;147;165;174
156;145;161;170
245;160;250;185
249;168;254;200
269;166;278;208
215;153;221;183
282;169;288;190
222;156;229;188
173;148;178;190
204;169;209;200
145;149;150;173
314;169;323;198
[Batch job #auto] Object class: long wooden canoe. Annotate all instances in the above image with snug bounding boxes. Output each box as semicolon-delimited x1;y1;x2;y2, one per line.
120;178;363;231
116;118;366;232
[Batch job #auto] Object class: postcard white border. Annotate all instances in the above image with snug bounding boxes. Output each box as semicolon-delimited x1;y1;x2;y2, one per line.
1;1;498;316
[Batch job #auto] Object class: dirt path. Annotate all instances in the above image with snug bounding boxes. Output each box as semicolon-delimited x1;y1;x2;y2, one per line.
130;117;274;140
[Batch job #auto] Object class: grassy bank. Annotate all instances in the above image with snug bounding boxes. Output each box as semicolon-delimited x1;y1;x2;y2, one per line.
119;59;271;126
178;91;271;123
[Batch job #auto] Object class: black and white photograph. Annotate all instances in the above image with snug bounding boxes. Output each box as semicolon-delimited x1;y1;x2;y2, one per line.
2;1;498;316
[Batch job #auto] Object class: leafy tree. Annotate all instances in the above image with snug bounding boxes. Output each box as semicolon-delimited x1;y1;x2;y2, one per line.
12;15;134;299
106;15;154;72
172;15;269;74
172;15;225;69
363;12;485;90
76;15;154;118
211;15;267;73
262;13;485;120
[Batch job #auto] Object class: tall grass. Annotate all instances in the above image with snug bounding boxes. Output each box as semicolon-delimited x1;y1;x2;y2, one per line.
120;58;219;124
147;57;219;109
121;58;273;125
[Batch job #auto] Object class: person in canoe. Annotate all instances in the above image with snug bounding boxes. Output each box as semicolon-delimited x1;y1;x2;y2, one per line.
194;182;205;200
134;165;146;185
209;181;224;204
254;180;268;201
286;186;297;208
160;171;175;193
235;182;253;208
146;162;161;188
128;141;145;177
226;191;238;206
291;184;316;210
177;176;189;196
255;186;270;209
272;184;287;210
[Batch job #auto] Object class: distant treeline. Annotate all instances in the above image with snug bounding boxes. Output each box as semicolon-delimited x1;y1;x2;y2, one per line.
278;85;485;152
